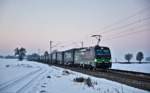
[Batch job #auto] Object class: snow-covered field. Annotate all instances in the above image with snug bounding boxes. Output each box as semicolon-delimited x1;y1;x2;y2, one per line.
0;59;149;93
112;63;150;73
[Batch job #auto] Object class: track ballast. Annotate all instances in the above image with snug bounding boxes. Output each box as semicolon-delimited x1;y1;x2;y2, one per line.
55;65;150;92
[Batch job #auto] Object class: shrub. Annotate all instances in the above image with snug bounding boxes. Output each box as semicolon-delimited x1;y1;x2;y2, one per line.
73;77;94;87
62;70;71;75
85;77;93;87
47;76;51;78
74;77;85;82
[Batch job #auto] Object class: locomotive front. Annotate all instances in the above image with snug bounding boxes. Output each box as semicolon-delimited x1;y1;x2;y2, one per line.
94;45;112;69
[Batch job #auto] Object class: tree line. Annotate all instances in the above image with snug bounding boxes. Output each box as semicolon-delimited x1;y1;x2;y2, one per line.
124;51;144;63
13;47;149;64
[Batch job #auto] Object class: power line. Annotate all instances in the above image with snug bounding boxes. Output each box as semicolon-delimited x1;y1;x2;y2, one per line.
102;20;150;38
104;29;148;42
82;18;149;45
52;7;150;49
81;6;150;45
102;20;149;41
99;6;150;33
101;16;150;35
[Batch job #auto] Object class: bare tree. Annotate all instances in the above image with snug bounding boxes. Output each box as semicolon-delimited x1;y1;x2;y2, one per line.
136;52;144;63
14;47;26;61
125;53;133;63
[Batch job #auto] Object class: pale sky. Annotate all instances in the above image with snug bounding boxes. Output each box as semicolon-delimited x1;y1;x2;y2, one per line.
0;0;150;61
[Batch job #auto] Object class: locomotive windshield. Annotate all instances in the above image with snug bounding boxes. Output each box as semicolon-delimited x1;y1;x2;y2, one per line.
95;49;110;55
94;46;111;58
95;46;111;65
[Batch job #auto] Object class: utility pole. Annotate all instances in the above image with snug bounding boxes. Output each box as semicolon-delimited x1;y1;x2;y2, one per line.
49;40;53;64
91;35;102;45
50;40;52;54
81;41;83;48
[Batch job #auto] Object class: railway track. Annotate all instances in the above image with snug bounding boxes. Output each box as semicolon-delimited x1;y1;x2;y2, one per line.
105;69;150;82
97;68;150;91
56;65;150;91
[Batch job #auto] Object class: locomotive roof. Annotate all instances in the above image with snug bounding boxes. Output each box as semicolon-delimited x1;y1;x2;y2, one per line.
59;45;110;52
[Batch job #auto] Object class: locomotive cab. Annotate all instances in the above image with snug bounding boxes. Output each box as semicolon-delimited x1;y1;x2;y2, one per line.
94;45;112;69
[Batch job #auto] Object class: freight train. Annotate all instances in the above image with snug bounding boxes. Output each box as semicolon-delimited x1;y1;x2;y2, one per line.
28;45;112;69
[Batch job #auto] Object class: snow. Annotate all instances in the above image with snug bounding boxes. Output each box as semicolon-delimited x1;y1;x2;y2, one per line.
112;63;150;73
0;58;149;93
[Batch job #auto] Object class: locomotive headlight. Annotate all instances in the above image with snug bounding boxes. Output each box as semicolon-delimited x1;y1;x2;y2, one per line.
94;59;97;62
